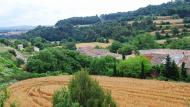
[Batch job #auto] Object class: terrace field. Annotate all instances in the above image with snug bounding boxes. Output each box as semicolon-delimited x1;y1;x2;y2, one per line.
6;76;190;107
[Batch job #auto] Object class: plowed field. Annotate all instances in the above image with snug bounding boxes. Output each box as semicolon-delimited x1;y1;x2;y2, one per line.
5;76;190;107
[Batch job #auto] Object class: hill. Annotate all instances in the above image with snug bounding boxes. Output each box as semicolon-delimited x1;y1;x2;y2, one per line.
23;0;190;42
0;26;35;33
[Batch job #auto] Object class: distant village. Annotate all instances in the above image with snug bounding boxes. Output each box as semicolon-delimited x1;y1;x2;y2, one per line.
77;46;190;75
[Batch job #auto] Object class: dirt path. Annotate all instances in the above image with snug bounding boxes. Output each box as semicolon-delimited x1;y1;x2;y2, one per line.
5;76;190;107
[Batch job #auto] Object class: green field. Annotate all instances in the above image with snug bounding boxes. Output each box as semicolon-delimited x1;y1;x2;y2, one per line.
0;45;11;53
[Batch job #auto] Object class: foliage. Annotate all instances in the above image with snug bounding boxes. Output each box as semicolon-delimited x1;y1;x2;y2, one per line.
61;42;76;50
16;58;25;67
140;61;145;79
171;61;179;80
90;56;117;76
53;70;116;107
171;27;179;36
27;48;91;73
160;55;180;81
130;34;159;49
8;50;16;57
167;37;190;49
118;44;136;60
184;17;190;23
181;62;187;80
0;86;9;107
117;55;152;78
109;41;122;53
100;1;190;21
55;15;101;27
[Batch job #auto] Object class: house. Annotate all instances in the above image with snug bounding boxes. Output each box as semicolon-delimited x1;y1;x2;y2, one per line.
140;49;190;75
33;46;40;52
17;44;24;50
77;46;122;59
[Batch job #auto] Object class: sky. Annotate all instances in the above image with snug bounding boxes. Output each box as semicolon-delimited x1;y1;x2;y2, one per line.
0;0;171;27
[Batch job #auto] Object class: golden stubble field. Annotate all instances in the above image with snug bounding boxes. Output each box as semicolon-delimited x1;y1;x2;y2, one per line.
76;40;113;49
5;76;190;107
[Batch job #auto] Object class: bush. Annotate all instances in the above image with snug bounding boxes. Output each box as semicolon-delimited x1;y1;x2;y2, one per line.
8;50;16;57
53;70;117;107
185;76;190;82
90;56;117;76
117;55;152;78
27;48;91;73
0;87;9;107
16;58;25;67
157;76;168;81
109;41;122;53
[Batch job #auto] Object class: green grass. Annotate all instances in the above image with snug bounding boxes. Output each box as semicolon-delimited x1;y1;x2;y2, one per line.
0;46;11;53
0;86;9;107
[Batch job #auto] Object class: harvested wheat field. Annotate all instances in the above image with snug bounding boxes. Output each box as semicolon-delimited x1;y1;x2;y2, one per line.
5;76;190;107
76;40;113;49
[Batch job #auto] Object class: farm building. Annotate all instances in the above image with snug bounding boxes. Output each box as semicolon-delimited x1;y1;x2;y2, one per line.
140;49;190;75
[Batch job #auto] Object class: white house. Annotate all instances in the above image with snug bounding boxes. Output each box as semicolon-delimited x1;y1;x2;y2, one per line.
33;46;40;52
17;44;24;50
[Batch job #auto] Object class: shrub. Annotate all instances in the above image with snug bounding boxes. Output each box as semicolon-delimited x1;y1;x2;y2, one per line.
8;50;16;57
109;41;122;53
117;55;152;78
185;76;190;82
0;87;9;107
16;58;25;67
90;56;117;76
27;48;91;73
53;70;117;107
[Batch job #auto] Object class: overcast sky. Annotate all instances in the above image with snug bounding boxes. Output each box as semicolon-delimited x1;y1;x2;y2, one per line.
0;0;171;27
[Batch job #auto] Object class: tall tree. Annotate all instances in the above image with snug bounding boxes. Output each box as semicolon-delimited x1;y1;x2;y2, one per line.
171;61;179;80
113;58;117;76
181;62;187;80
118;44;136;60
164;55;171;78
140;61;145;79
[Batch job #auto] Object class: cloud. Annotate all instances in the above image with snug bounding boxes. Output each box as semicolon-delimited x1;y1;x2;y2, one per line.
0;0;171;27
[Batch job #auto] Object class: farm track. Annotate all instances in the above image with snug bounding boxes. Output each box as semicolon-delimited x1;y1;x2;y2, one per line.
5;76;190;107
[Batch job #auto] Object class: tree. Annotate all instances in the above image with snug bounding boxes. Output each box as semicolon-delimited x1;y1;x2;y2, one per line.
27;48;91;73
113;58;117;76
171;61;179;80
118;44;136;60
131;34;158;49
53;70;117;107
181;62;187;80
161;55;180;80
155;32;162;39
163;55;171;78
117;55;152;78
172;27;179;36
90;56;116;76
109;41;122;53
140;61;145;79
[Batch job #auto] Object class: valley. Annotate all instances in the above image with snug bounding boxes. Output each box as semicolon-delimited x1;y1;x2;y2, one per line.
1;0;190;107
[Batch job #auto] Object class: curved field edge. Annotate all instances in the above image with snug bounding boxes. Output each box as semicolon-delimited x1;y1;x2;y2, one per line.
5;75;190;107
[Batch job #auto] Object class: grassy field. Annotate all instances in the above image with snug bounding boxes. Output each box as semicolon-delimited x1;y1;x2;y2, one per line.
6;75;190;107
0;45;11;53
